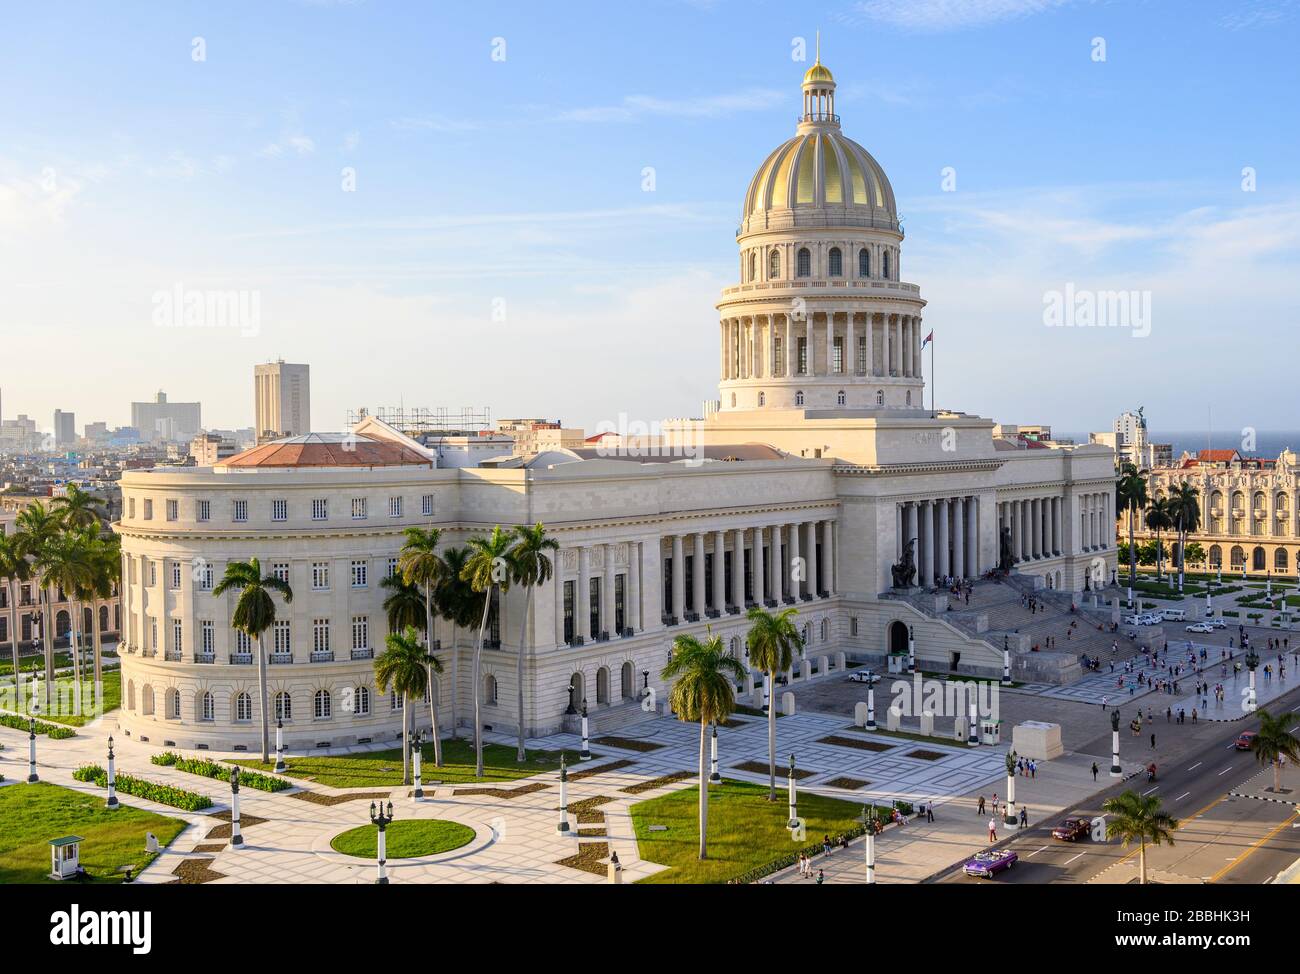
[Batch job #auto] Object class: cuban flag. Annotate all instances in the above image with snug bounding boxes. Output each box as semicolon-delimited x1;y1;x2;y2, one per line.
921;330;934;349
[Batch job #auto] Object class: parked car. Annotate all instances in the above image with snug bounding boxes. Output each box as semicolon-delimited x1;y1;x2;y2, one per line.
1235;731;1257;751
1206;618;1227;630
1185;622;1215;634
847;670;875;683
1051;817;1090;842
1122;614;1143;625
1161;608;1186;621
963;849;1018;878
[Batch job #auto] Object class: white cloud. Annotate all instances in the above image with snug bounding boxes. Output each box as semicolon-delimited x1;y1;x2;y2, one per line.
846;0;1077;31
556;88;784;123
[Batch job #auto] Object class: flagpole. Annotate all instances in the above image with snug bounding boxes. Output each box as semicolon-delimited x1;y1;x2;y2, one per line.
929;335;935;415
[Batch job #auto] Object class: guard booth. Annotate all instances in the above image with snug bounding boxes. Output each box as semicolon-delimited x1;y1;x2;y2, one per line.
980;718;1002;746
49;836;83;880
887;652;908;674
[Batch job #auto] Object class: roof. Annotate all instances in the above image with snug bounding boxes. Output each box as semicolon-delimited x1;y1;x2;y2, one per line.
221;433;432;469
1198;449;1239;462
49;836;83;847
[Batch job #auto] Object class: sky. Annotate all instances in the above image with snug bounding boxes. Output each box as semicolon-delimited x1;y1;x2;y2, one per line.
1;0;1298;440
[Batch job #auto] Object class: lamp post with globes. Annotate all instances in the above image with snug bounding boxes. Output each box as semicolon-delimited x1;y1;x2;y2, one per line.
26;704;39;783
1245;648;1260;713
106;736;119;809
274;718;286;773
229;766;244;847
370;800;394;884
579;699;591;761
411;730;424;801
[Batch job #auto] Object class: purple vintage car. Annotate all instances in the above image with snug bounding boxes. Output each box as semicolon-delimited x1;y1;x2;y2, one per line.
963;849;1018;878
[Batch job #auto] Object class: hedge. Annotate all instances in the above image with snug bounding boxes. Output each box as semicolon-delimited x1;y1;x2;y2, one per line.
733;800;914;885
151;751;291;792
0;712;77;739
73;763;213;811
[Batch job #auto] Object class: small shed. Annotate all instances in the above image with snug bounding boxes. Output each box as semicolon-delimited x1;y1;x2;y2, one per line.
49;835;83;880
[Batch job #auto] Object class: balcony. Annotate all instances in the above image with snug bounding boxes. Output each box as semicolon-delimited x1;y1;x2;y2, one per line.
484;639;502;650
350;648;374;660
229;653;253;665
195;652;215;664
164;650;181;662
310;650;335;663
268;653;293;665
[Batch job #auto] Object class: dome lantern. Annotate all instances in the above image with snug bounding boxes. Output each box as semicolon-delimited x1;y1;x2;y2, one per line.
801;32;837;125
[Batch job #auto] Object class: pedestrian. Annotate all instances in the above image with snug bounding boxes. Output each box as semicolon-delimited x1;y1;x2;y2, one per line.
988;818;998;842
1150;732;1156;749
977;795;986;815
816;868;825;885
1192;708;1197;724
1019;806;1028;827
1091;762;1099;781
927;803;935;823
1030;759;1037;779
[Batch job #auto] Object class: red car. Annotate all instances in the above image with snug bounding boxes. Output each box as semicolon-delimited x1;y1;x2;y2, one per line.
1051;817;1090;841
1235;731;1257;751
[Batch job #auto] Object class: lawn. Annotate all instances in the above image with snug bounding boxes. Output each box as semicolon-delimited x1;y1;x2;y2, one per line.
232;737;583;788
0;652;73;677
330;819;475;858
630;778;864;884
0;781;186;883
38;671;122;727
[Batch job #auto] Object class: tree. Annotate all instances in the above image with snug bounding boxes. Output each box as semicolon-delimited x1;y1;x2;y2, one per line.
0;534;32;699
1144;497;1175;582
398;527;446;767
1183;542;1206;569
745;605;801;801
433;545;480;741
373;625;436;786
1116;464;1148;590
661;632;745;859
462;526;516;777
212;558;293;763
1249;709;1300;795
51;484;107;531
30;530;93;711
381;574;425;633
509;523;558;761
1102;790;1179;885
14;502;64;705
1169;483;1202;592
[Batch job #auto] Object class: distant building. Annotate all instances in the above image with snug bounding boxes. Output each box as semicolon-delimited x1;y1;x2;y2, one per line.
130;391;201;443
0;414;41;453
53;410;76;448
1150;443;1173;467
83;421;110;444
254;361;311;444
495;418;586;456
189;433;239;467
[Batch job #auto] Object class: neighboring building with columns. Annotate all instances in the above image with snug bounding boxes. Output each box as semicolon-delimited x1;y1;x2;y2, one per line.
110;57;1116;753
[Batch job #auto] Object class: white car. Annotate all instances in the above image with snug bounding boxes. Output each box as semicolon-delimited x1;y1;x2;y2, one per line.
1122;614;1143;625
1185;622;1215;634
1206;618;1228;630
847;670;875;683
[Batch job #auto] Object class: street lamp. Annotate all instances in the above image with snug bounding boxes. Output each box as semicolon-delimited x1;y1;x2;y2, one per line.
1109;709;1122;778
26;705;39;783
369;800;394;884
1245;648;1260;713
1002;648;1012;686
907;626;916;674
557;754;571;834
274;718;286;773
865;670;878;730
787;754;799;831
1003;749;1018;828
579;698;591;761
411;730;424;801
709;723;720;784
862;803;876;884
105;735;119;810
229;766;244;847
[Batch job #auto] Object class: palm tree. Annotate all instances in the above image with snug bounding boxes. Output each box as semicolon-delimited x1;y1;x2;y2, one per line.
509;523;558;761
433;545;480;741
1249;709;1300;795
212;558;293;763
86;533;121;690
1169;483;1201;593
373;625;435;786
381;574;425;633
745;605;801;801
462;526;515;777
398;527;446;766
51;484;107;531
30;531;93;711
1102;789;1179;884
15;502;64;705
661;631;745;860
1144;496;1175;582
1116;464;1148;598
0;534;32;698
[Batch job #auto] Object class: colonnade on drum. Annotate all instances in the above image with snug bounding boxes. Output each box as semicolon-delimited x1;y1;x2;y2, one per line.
720;310;923;380
896;496;980;586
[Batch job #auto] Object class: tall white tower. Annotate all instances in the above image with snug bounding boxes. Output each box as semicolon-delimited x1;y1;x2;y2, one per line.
254;361;311;443
717;53;926;413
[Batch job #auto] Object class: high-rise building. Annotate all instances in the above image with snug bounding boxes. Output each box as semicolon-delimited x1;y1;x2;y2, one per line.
254;361;311;444
53;409;76;448
130;390;202;443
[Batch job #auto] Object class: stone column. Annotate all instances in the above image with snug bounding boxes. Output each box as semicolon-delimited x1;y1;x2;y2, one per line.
578;546;591;639
692;534;706;617
866;313;875;375
826;311;835;375
920;501;934;586
883;313;892;376
1031;498;1041;559
713;530;726;612
789;522;802;599
554;550;566;645
732;528;746;608
770;523;784;602
967;497;979;576
753;527;766;604
806;521;819;596
1052;498;1061;555
822;520;834;595
671;535;685;622
603;544;616;636
953;497;965;580
937;498;950;579
846;313;855;376
628;541;641;632
1011;502;1022;564
784;315;794;379
907;503;919;570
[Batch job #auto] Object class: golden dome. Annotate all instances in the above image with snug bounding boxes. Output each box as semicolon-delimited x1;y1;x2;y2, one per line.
803;62;834;85
742;129;898;226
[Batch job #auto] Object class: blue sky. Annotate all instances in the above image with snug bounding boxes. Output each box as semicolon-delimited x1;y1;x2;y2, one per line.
1;0;1297;440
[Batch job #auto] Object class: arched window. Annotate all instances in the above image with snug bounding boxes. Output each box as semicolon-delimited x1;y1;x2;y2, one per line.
1230;546;1245;570
768;249;780;279
142;685;155;716
1274;548;1288;571
275;691;292;721
906;391;912;405
166;688;181;720
200;691;214;721
795;390;805;406
1208;545;1222;569
828;247;842;277
748;251;756;282
883;250;891;279
314;689;332;719
876;390;884;406
355;686;370;716
1253;546;1266;571
758;391;766;406
235;691;252;722
485;674;498;704
858;247;870;277
821;619;829;642
796;247;811;278
836;389;846;406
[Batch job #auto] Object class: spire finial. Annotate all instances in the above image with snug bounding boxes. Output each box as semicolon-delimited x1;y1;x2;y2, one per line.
815;30;821;64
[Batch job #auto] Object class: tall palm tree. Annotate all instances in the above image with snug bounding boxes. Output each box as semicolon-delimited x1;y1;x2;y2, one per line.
63;526;102;693
1249;709;1300;795
381;574;426;633
86;533;121;690
0;534;32;699
31;531;93;712
212;557;293;763
1144;496;1175;583
373;625;435;786
509;523;558;761
1102;790;1179;885
462;526;516;777
51;484;107;531
745;605;801;801
433;545;480;741
15;502;63;705
1116;463;1148;599
661;631;745;860
398;526;446;766
1169;483;1201;593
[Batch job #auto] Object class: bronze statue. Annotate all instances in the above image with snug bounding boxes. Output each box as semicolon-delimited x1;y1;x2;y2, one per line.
891;537;917;589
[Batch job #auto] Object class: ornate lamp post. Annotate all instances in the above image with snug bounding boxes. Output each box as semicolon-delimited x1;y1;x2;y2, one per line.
865;670;878;730
1002;649;1012;686
105;735;119;810
968;692;980;748
907;626;916;675
26;705;38;783
411;729;424;801
579;698;591;761
274;718;286;773
229;766;244;847
564;682;577;716
1245;648;1260;713
709;723;720;784
557;754;571;834
786;754;799;831
1109;709;1122;778
862;803;876;885
369;800;394;884
1003;749;1018;828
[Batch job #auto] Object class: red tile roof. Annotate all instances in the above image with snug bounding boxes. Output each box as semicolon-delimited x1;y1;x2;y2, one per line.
222;433;431;469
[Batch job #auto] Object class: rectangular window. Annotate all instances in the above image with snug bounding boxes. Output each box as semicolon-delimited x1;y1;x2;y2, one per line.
351;560;368;588
148;562;157;588
170;561;181;590
271;499;288;522
197;499;210;522
833;337;843;374
563;580;575;643
312;498;328;521
774;336;784;376
166;499;178;521
150;619;158;652
233;499;248;522
311;562;329;590
128;498;136;518
386;557;399;579
272;562;289;583
684;554;695;612
313;618;330;653
615;574;626;632
797;337;808;375
857;335;867;374
350;497;366;519
172;619;183;655
143;499;153;520
421;493;434;517
662;557;673;614
352;615;369;651
235;629;251;654
201;620;214;653
488;590;501;644
388;496;402;518
273;620;291;654
589;577;601;636
850;616;859;636
704;553;714;609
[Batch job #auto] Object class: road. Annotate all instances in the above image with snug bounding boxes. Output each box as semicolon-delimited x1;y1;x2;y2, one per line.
933;681;1300;884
